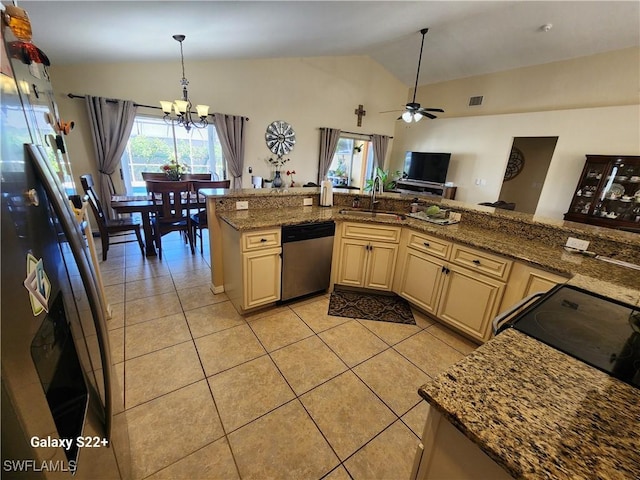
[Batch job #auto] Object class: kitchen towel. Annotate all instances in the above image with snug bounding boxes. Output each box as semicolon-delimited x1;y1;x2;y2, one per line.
328;288;416;325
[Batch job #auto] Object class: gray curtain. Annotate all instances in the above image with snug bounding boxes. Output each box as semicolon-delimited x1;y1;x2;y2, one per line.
371;134;391;171
318;127;341;183
85;96;137;218
213;113;246;189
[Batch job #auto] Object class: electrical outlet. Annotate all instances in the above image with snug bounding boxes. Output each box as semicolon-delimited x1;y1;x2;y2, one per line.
235;201;248;210
565;237;590;251
303;197;313;206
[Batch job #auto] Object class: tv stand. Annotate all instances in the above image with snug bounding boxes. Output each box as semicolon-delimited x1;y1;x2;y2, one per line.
395;180;456;200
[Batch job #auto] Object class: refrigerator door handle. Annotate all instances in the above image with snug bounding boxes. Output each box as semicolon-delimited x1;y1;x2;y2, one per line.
26;144;114;438
492;292;547;335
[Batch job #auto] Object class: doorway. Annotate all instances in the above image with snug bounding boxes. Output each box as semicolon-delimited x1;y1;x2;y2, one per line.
499;137;558;214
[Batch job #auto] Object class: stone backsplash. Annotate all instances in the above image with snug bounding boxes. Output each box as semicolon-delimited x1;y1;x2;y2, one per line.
210;188;639;264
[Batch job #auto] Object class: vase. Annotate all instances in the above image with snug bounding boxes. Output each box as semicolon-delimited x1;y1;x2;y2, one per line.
166;171;181;181
272;171;283;188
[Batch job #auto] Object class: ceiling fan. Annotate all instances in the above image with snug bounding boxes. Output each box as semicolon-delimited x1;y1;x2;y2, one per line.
381;28;444;122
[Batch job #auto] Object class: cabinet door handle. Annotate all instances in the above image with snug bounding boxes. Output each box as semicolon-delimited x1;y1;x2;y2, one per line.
423;242;430;247
472;259;481;265
260;238;267;242
441;265;450;274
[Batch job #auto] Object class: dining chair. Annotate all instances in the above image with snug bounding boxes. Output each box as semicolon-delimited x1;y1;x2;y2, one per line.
145;180;195;259
189;179;231;253
181;173;212;181
80;174;144;261
141;172;169;181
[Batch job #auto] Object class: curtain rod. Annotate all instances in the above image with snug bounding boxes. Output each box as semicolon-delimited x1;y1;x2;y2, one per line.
66;93;249;121
319;127;393;139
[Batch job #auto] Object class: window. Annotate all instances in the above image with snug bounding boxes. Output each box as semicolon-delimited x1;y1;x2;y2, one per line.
120;116;225;194
326;136;374;189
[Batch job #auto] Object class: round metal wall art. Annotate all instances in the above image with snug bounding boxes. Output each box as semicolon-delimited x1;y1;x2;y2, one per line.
504;146;525;181
265;120;296;157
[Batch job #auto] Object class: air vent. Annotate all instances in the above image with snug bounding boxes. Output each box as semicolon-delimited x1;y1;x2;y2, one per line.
468;96;483;106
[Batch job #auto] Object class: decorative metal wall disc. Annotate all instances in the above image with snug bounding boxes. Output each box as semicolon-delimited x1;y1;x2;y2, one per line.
265;120;296;157
504;146;525;181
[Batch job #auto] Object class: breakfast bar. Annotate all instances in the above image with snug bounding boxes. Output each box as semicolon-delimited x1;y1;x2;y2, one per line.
414;328;640;479
204;188;640;301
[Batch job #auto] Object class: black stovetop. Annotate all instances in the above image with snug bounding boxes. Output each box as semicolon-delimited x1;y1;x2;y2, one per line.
500;285;640;389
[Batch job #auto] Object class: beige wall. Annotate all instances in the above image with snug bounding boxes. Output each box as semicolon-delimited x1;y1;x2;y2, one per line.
52;46;640;221
410;47;640;118
49;55;407;190
390;48;640;220
390;105;640;220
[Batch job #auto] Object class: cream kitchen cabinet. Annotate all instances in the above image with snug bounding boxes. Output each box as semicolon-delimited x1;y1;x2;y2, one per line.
436;263;506;341
335;222;401;291
411;405;513;480
395;230;512;342
395;230;451;315
221;223;281;312
498;262;569;316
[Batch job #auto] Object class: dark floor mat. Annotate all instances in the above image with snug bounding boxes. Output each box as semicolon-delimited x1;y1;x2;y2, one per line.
328;288;415;325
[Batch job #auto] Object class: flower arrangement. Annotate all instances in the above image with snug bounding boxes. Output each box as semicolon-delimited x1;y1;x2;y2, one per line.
160;159;189;180
267;156;291;170
286;170;296;187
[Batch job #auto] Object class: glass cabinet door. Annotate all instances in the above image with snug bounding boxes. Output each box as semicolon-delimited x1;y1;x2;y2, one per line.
567;158;608;216
566;156;640;228
597;159;640;222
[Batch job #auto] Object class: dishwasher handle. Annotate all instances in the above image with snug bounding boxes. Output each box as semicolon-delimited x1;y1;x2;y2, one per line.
492;292;547;335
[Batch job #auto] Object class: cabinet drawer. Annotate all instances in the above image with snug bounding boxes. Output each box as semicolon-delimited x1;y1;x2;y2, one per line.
242;229;281;251
342;222;401;243
407;231;452;259
450;244;512;281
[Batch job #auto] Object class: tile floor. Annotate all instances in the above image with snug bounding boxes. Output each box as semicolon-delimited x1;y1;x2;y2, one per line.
97;231;478;480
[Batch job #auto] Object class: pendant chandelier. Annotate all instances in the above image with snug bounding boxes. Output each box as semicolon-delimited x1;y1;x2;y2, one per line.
160;34;209;131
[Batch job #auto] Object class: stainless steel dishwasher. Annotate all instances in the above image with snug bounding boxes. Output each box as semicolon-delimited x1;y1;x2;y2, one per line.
281;221;335;302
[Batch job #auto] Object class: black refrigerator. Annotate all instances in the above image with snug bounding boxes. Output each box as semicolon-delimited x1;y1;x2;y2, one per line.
1;12;130;479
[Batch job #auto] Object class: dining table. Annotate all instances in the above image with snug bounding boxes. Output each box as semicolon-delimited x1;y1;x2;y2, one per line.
110;187;227;256
110;195;160;256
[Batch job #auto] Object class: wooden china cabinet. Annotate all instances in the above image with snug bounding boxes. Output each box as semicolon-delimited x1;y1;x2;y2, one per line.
564;155;640;232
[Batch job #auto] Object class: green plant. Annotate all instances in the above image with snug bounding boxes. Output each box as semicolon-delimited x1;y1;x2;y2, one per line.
334;158;347;177
364;167;402;192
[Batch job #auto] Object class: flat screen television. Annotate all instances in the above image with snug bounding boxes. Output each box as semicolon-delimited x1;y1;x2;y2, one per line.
403;151;451;184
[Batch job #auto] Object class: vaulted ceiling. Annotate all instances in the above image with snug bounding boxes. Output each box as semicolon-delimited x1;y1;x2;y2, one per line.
14;1;640;86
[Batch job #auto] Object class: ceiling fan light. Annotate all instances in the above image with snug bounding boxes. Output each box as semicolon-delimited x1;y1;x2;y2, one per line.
402;111;413;123
159;100;174;114
414;112;424;122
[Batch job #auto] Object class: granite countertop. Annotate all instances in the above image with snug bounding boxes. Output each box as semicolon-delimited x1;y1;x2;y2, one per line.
418;328;640;480
217;206;640;302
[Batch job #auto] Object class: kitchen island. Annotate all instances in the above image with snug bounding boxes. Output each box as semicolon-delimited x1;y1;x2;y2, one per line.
205;188;639;304
205;188;640;477
414;328;640;479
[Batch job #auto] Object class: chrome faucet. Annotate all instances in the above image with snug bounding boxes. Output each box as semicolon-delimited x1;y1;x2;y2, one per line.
371;175;381;211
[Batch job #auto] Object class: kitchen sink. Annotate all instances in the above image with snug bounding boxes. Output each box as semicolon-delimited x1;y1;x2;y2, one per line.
338;209;406;220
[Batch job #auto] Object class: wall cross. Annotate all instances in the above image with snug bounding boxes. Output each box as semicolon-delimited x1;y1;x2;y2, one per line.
354;104;366;127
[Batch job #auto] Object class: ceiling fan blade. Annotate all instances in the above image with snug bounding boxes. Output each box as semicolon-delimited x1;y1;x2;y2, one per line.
420;108;444;113
420;112;438;120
